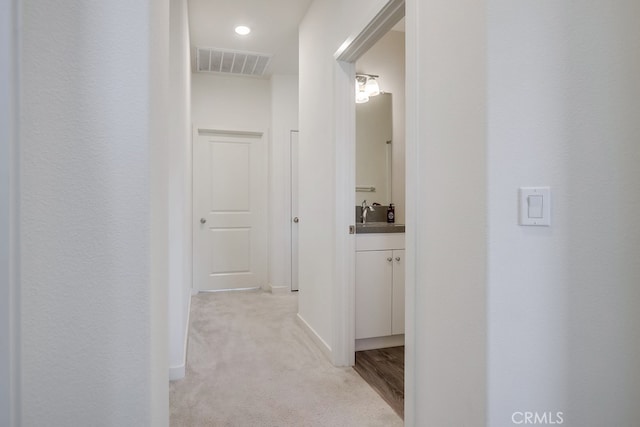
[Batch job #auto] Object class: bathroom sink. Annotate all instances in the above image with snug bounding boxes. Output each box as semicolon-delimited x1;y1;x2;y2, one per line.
355;222;405;234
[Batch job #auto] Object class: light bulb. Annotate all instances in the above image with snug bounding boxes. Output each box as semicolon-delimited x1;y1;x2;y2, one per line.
235;26;251;36
365;77;380;96
355;90;369;104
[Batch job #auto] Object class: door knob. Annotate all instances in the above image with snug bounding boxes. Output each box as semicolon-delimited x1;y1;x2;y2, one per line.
387;257;392;262
293;217;299;223
395;257;401;261
200;218;206;224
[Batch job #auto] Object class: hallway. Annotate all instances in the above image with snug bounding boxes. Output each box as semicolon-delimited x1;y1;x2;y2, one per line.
169;290;402;426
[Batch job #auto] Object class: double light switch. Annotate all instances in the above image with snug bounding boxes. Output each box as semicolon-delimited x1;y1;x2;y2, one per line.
519;187;551;226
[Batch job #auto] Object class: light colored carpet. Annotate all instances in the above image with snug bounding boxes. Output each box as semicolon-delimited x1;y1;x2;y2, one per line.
170;290;403;427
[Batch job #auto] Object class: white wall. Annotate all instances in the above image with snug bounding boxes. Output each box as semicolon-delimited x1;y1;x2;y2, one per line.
487;1;640;426
355;30;405;223
19;1;169;425
269;75;299;291
149;2;171;423
168;0;192;380
405;0;488;425
191;73;271;131
0;0;18;425
298;0;389;358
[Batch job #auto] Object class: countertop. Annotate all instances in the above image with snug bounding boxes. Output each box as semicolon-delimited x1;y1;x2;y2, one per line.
355;222;405;234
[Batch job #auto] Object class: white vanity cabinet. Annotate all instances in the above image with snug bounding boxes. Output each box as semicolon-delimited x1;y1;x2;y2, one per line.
355;233;405;340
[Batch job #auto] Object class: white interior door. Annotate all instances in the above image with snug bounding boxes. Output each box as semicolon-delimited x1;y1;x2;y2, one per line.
193;129;267;291
290;130;299;291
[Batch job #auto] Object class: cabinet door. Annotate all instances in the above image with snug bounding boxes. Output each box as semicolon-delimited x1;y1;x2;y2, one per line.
355;250;393;339
392;249;405;335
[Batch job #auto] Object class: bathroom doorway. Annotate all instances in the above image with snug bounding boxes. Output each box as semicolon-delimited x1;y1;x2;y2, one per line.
334;0;404;418
352;16;406;421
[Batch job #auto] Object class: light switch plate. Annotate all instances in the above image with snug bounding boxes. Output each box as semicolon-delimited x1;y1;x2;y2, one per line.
519;187;551;226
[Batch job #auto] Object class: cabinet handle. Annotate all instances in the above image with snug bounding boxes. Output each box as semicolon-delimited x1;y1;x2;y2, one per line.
387;257;392;262
395;257;401;261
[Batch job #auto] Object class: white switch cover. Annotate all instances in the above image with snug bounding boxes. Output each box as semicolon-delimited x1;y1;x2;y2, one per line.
519;187;551;226
528;195;543;218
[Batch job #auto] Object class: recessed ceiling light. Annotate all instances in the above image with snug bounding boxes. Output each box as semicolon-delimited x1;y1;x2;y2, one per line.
235;26;251;36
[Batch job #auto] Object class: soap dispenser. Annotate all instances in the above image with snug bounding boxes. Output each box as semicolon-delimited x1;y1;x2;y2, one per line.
387;203;395;223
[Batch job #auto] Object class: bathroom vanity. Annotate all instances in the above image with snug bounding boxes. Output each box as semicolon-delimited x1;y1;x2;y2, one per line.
354;87;405;351
355;227;405;351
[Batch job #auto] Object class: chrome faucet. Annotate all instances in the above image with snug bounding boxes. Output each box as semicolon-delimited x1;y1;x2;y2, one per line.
361;199;374;224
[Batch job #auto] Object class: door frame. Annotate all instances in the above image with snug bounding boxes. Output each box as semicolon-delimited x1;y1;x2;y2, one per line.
331;0;406;365
290;130;299;291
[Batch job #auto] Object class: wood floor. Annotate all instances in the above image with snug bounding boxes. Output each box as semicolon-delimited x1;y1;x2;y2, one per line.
354;346;404;419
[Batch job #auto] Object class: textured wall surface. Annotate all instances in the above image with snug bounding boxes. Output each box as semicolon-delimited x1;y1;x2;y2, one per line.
405;0;488;425
1;0;18;425
19;1;168;425
488;1;640;426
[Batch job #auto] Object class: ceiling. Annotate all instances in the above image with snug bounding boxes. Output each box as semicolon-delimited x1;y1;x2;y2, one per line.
188;0;314;76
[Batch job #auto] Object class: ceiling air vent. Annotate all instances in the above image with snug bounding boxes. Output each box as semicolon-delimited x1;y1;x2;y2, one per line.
196;47;273;77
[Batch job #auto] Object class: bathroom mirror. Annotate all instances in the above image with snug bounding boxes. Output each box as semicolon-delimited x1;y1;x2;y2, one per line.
356;92;392;204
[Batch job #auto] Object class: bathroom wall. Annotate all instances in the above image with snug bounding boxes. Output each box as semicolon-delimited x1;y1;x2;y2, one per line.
355;29;405;223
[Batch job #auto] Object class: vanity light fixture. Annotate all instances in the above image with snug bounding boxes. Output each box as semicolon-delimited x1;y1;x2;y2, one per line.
235;25;251;36
355;74;381;103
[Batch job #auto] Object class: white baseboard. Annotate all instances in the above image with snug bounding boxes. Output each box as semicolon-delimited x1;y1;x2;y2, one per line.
169;296;192;381
169;363;185;381
355;334;405;352
296;313;332;361
268;283;289;294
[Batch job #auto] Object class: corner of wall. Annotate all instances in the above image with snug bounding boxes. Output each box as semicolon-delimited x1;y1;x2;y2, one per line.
295;313;332;361
0;0;20;424
169;293;191;381
267;284;290;294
